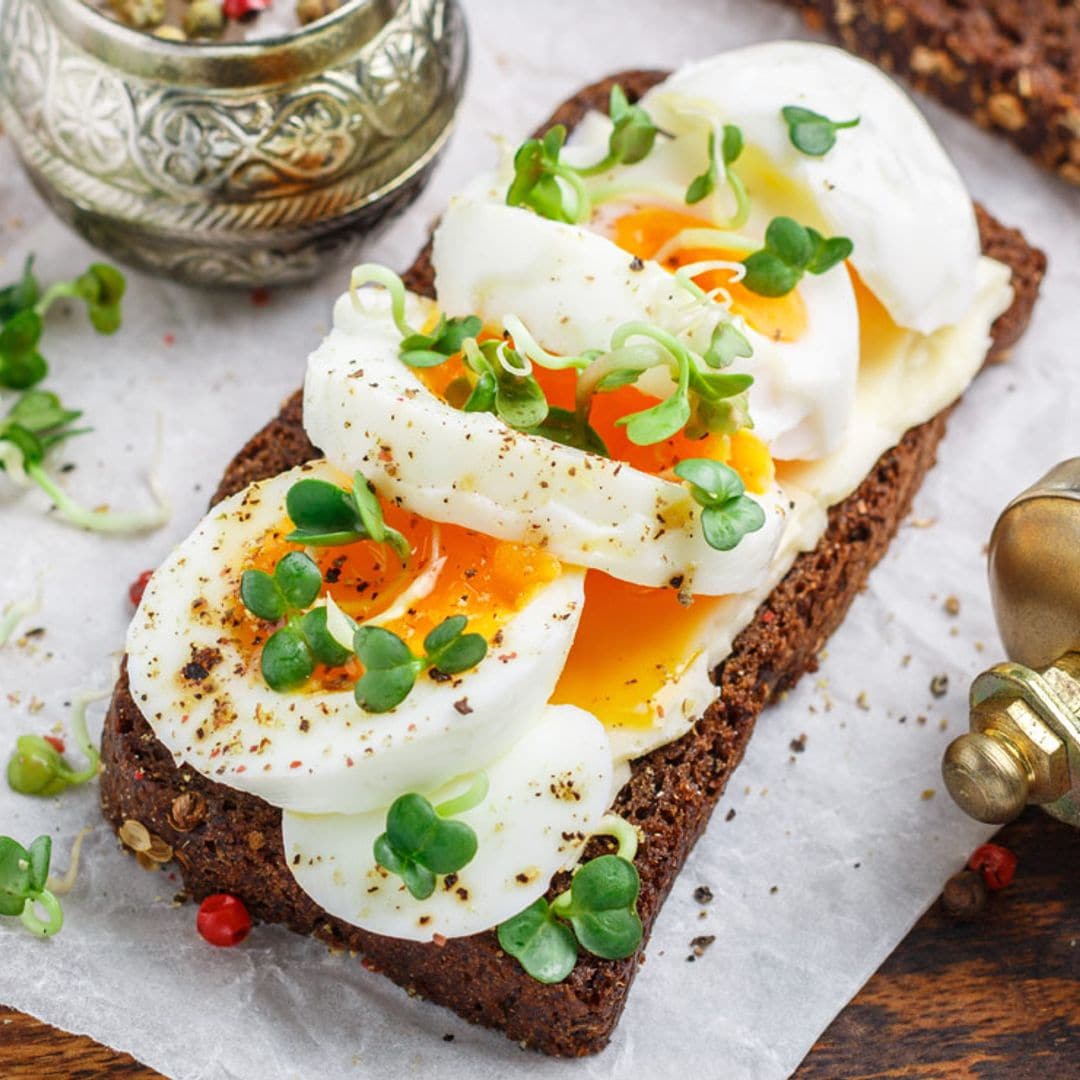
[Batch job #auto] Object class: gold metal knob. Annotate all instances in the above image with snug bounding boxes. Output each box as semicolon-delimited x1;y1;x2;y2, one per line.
942;732;1030;824
942;460;1080;828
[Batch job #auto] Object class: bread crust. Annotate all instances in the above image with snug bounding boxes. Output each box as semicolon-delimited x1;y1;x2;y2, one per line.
100;71;1045;1057
789;0;1080;186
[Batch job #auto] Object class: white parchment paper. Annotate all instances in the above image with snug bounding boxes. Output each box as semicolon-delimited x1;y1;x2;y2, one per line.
2;2;1079;1077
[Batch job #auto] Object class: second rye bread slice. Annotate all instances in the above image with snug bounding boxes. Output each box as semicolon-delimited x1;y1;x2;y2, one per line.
787;0;1080;186
99;72;1046;1057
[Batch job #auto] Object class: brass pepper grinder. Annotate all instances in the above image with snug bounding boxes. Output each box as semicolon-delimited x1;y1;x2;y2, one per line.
942;458;1080;827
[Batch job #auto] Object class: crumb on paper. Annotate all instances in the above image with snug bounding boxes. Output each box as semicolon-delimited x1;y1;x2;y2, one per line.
685;934;717;962
944;595;960;616
789;733;807;753
693;885;714;904
725;808;736;822
856;691;870;711
769;885;779;894
930;674;949;698
921;789;936;801
909;516;936;528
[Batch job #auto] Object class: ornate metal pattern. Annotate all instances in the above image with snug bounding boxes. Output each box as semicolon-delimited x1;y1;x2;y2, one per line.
0;0;467;285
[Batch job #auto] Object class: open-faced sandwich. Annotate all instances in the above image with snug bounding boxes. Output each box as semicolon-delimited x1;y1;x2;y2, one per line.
102;42;1045;1056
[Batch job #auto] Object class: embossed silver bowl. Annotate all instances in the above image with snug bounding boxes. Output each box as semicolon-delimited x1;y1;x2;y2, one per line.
0;0;467;286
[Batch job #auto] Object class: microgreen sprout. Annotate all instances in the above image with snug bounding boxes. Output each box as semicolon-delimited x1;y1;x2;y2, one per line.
353;615;488;713
285;471;409;556
674;458;766;552
460;337;549;430
7;668;113;798
781;105;859;157
605;323;752;446
576;84;660;176
0;256;126;391
685;124;749;227
507;125;592;224
497;814;643;984
0;834;64;938
0;392;169;535
507;85;662;224
35;263;126;335
240;552;353;691
740;217;853;298
373;774;488;899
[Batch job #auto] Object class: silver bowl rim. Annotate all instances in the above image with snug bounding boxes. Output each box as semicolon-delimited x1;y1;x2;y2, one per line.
43;0;405;86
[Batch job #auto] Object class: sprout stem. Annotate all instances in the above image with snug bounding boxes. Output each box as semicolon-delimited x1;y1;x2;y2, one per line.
594;813;640;861
0;582;41;647
46;827;92;896
436;772;490;818
19;889;63;937
24;460;169;535
349;265;414;338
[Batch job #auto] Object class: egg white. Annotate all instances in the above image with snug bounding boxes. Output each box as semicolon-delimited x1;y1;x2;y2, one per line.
304;289;787;596
126;460;586;814
568;41;980;336
282;704;614;942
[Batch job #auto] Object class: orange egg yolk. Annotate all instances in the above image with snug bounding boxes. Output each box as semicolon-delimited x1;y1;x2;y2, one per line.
230;495;562;693
611;206;808;344
414;333;774;730
417;346;773;493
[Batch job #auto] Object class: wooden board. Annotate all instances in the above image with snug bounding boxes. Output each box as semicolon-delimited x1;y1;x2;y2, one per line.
1;808;1077;1077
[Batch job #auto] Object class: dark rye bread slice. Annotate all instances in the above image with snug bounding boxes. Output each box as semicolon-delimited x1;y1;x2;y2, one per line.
99;71;1045;1057
787;0;1080;186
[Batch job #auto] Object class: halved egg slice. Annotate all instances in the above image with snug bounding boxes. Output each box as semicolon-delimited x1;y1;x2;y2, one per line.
304;287;787;597
281;705;613;942
435;195;858;463
126;461;586;814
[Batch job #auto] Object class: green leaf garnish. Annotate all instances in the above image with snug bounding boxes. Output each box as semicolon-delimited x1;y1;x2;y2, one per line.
239;551;355;692
497;897;579;984
523;407;610;456
507;85;661;222
0;257;40;323
0;255;124;392
353;616;488;714
507;125;590;224
577;84;660;178
559;854;643;959
498;814;642;984
260;626;315;692
373;784;485;900
285;472;409;556
399;314;483;369
741;217;853;298
0;834;64;937
781;105;859;157
7;666;102;799
297;607;353;667
0;310;46;390
686;130;720;205
703;322;753;369
674;457;766;552
608;323;749;447
685;125;748;227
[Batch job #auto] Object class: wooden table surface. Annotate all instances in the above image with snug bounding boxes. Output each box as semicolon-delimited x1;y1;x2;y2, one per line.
1;808;1077;1078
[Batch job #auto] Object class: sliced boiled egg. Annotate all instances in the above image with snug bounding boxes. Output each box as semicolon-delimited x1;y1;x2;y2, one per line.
567;40;979;335
281;704;614;942
433;199;859;461
126;460;586;814
304;288;787;597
